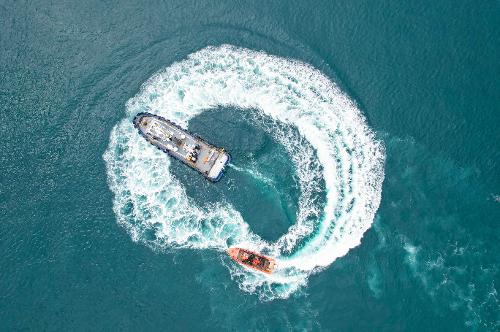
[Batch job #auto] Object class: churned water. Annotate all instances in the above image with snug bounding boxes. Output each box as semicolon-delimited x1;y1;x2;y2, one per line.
103;45;385;300
1;1;498;331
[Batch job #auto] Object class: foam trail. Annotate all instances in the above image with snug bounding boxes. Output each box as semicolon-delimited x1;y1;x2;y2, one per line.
103;45;385;300
228;163;275;187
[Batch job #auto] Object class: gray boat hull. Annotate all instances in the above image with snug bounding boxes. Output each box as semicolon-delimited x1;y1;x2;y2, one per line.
133;112;230;182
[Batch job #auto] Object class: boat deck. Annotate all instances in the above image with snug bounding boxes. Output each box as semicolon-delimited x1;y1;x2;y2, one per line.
134;113;230;181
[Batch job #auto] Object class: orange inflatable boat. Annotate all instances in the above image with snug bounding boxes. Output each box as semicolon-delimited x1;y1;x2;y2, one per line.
227;247;276;274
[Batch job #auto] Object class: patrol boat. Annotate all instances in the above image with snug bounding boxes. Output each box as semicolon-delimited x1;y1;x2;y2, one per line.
227;247;276;274
133;112;230;182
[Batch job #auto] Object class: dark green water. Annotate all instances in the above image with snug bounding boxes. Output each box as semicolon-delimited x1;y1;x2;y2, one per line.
1;1;499;331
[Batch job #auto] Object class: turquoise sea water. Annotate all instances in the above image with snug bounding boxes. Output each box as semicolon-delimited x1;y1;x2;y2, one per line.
1;1;499;331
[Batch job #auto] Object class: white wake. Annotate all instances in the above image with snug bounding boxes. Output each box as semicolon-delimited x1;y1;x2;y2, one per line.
103;45;385;300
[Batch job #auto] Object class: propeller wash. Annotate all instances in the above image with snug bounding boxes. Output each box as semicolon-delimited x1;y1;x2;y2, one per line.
103;45;385;300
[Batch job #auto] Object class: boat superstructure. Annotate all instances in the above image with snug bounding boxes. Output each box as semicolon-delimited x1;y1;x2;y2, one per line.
133;112;230;182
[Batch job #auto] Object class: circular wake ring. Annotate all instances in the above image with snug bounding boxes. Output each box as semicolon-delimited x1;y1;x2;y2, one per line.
103;45;385;299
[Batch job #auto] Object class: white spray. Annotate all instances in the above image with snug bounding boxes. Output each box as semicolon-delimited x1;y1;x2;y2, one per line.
103;45;385;300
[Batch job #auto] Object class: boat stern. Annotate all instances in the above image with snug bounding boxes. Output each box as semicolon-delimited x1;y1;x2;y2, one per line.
207;152;231;182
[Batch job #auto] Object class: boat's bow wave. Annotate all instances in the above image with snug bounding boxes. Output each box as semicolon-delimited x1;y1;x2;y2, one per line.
103;45;385;300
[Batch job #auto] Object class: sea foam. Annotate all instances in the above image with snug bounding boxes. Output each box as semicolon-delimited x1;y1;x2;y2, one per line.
103;45;385;299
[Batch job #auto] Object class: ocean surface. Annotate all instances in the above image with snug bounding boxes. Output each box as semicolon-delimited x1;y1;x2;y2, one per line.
1;1;499;331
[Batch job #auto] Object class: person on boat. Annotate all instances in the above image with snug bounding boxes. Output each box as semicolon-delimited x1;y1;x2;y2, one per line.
243;253;255;264
252;257;261;266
